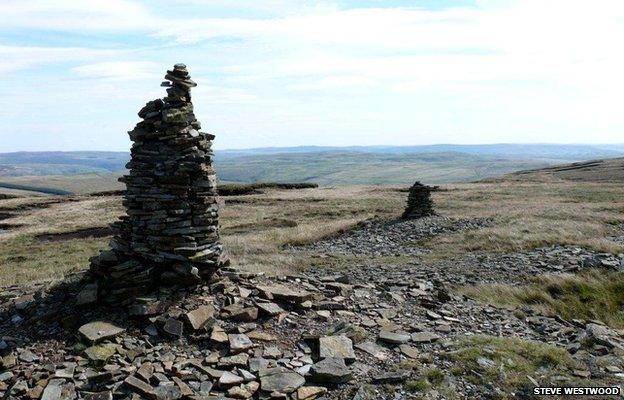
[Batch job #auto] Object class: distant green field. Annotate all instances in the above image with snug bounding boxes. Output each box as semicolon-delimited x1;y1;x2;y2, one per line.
216;151;563;185
0;151;574;194
3;146;613;193
0;173;124;195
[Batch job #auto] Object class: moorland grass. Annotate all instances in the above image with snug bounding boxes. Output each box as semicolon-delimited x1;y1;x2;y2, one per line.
460;270;624;329
1;182;623;288
445;335;575;396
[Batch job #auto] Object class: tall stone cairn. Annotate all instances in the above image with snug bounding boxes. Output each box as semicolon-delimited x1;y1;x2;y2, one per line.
402;181;434;219
89;63;227;304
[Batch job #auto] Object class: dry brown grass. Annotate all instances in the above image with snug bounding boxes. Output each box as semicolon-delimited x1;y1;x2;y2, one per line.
0;186;403;286
1;181;623;287
427;181;624;258
460;270;624;329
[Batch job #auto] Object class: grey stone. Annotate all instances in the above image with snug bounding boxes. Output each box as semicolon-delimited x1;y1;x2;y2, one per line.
229;334;254;352
82;392;113;400
257;302;285;316
219;371;244;386
41;379;64;400
355;341;388;360
124;376;156;399
319;335;355;361
78;321;125;344
76;284;98;306
310;357;352;384
259;368;305;393
410;331;440;343
378;330;410;344
184;305;215;330
162;318;184;337
256;284;313;303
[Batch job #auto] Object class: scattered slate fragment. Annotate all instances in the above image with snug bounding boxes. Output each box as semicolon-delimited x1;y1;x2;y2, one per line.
410;331;440;343
162;318;184;337
355;341;388;360
219;371;245;386
81;392;113;400
79;321;125;344
41;379;64;400
184;305;215;330
310;358;352;384
124;376;157;399
398;344;419;359
84;344;117;364
319;335;355;362
378;331;410;345
256;302;285;316
229;334;254;352
297;386;328;400
256;284;312;303
260;368;305;393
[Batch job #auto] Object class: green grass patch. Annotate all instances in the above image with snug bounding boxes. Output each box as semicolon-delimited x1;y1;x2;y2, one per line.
0;234;107;287
445;335;575;396
460;270;624;329
404;379;430;392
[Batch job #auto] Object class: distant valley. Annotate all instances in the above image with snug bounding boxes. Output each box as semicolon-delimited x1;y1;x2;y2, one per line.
1;144;624;194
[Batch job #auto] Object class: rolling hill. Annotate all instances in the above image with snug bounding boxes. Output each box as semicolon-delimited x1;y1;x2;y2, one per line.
498;157;624;183
1;144;624;194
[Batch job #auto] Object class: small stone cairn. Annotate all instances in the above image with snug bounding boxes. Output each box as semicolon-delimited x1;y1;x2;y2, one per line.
402;181;434;219
89;63;228;304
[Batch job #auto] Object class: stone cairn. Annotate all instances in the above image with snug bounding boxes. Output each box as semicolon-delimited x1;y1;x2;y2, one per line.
402;181;434;219
89;63;227;304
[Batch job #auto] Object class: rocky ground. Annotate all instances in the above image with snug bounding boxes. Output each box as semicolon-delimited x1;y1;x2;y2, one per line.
1;217;624;399
293;216;491;257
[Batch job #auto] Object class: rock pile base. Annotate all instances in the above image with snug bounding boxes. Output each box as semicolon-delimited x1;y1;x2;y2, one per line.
1;245;623;399
402;181;434;219
89;64;227;304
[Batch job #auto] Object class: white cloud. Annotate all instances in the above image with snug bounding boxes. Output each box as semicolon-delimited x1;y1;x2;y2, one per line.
0;45;121;73
149;1;624;97
72;61;161;81
2;0;624;150
288;75;377;91
0;0;155;31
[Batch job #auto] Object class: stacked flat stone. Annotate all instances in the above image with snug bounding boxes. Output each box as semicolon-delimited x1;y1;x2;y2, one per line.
90;63;227;304
402;181;434;219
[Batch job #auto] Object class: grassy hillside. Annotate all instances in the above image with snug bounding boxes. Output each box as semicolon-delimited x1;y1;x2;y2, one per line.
0;151;127;175
216;151;561;185
0;174;124;195
2;145;623;193
493;157;624;183
0;152;566;194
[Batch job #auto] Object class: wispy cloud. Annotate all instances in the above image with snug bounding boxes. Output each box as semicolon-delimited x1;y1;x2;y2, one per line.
1;0;624;151
0;0;155;31
72;61;161;81
0;45;121;73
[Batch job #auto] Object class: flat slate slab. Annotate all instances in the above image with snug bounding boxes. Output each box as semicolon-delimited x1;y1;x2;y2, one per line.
259;368;305;393
310;357;352;384
319;335;355;362
256;284;313;303
78;321;125;344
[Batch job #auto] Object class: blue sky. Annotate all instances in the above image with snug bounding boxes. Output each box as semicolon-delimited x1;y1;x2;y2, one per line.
0;0;623;151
